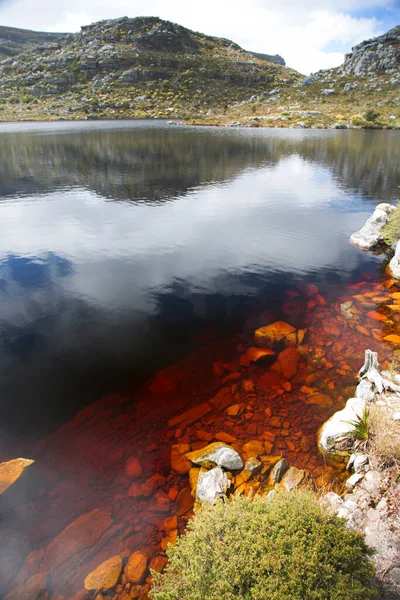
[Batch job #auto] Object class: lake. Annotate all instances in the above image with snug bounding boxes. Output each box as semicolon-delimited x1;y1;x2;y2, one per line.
0;121;399;599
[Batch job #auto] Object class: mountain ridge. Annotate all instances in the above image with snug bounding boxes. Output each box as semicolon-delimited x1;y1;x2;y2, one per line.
0;17;398;127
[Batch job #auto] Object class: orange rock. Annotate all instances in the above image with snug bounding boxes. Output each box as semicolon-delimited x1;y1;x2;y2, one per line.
176;487;194;516
125;552;148;584
386;305;400;312
127;482;142;497
168;486;179;501
258;371;281;392
239;354;251;367
149;555;167;574
189;467;201;495
246;347;276;364
168;402;212;428
384;334;400;344
272;347;300;380
356;325;369;336
242;440;264;459
161;530;177;551
0;457;34;495
226;404;244;417
125;457;143;479
264;441;273;454
390;292;400;299
209;387;234;409
367;311;387;323
164;516;178;532
170;444;191;475
84;555;122;592
282;382;291;392
372;329;384;341
215;431;237;444
254;321;296;349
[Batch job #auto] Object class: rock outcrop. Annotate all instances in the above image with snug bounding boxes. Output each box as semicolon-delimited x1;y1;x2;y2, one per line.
350;203;395;250
0;457;34;494
341;26;400;76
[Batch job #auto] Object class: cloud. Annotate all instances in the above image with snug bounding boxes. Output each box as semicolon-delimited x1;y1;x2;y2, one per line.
0;0;394;72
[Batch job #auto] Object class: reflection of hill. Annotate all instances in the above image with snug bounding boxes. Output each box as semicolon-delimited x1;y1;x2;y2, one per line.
0;125;398;203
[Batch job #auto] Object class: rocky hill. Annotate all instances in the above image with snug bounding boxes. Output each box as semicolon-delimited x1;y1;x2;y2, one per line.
249;52;285;66
211;25;399;129
0;16;299;122
0;25;63;60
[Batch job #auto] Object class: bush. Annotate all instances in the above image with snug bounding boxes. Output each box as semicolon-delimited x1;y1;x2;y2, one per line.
364;109;380;123
150;491;376;600
351;114;364;127
382;201;400;246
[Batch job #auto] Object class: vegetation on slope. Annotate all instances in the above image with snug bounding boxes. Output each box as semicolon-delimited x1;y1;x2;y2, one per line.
0;25;63;60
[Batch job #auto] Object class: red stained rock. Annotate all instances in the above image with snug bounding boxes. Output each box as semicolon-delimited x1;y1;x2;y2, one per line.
215;431;237;444
40;510;113;573
149;555;167;573
367;311;387;323
258;371;281;392
246;347;276;365
4;573;47;600
170;444;191;475
125;458;143;480
254;321;297;349
125;552;148;584
272;348;300;380
175;487;194;516
168;402;212;428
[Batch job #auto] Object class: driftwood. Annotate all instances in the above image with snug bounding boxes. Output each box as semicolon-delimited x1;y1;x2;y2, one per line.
358;349;400;395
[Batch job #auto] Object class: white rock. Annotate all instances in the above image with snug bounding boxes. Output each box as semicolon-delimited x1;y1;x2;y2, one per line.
187;443;243;471
318;396;365;455
392;411;400;421
389;241;400;279
353;454;369;473
350;203;395;250
196;467;230;504
361;470;381;498
346;472;364;490
322;491;343;514
355;379;375;402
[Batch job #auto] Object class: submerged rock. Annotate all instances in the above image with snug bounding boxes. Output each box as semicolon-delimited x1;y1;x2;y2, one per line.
254;321;297;349
350;203;395;250
84;555;122;592
196;467;230;503
0;458;34;495
124;551;148;584
186;442;243;470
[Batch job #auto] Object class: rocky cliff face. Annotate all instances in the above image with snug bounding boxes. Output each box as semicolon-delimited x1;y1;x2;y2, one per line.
341;26;400;76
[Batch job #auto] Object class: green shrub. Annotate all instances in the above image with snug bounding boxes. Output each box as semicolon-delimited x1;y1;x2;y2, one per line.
150;491;376;600
364;109;380;123
382;201;400;245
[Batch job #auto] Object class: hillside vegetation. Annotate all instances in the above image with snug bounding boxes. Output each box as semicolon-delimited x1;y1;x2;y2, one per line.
0;18;398;127
0;25;63;60
0;16;300;122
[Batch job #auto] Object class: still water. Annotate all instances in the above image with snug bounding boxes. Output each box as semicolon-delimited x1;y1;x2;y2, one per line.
0;121;399;598
0;121;398;447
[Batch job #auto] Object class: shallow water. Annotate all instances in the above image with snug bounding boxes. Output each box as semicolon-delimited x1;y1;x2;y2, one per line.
0;121;399;599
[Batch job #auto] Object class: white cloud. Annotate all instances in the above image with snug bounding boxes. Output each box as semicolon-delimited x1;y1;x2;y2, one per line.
0;0;392;73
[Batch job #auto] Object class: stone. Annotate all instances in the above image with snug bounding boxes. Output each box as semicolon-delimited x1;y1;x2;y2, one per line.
244;457;262;474
40;509;113;572
318;396;366;457
246;347;276;365
0;458;34;495
353;454;369;473
355;379;375;403
215;431;237;444
279;466;305;491
186;442;243;470
176;486;194;516
322;491;344;514
320;88;335;95
384;334;400;344
269;458;289;484
84;555;122;592
361;470;381;498
226;404;244;417
4;573;47;600
242;440;264;459
170;444;191;475
254;321;296;349
272;347;300;380
149;555;167;573
125;457;143;479
125;552;148;584
350;203;395;250
345;473;364;491
196;467;230;503
168;402;212;428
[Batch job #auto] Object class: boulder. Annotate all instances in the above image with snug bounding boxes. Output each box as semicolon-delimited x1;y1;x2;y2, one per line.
84;555;122;592
272;347;300;380
318;396;365;457
186;442;243;470
0;458;34;495
389;241;400;279
254;321;297;349
196;467;230;503
124;552;148;584
279;466;305;491
350;203;395;250
269;457;289;484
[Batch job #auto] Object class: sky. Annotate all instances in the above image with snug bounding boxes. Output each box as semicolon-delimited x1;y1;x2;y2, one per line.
0;0;398;73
